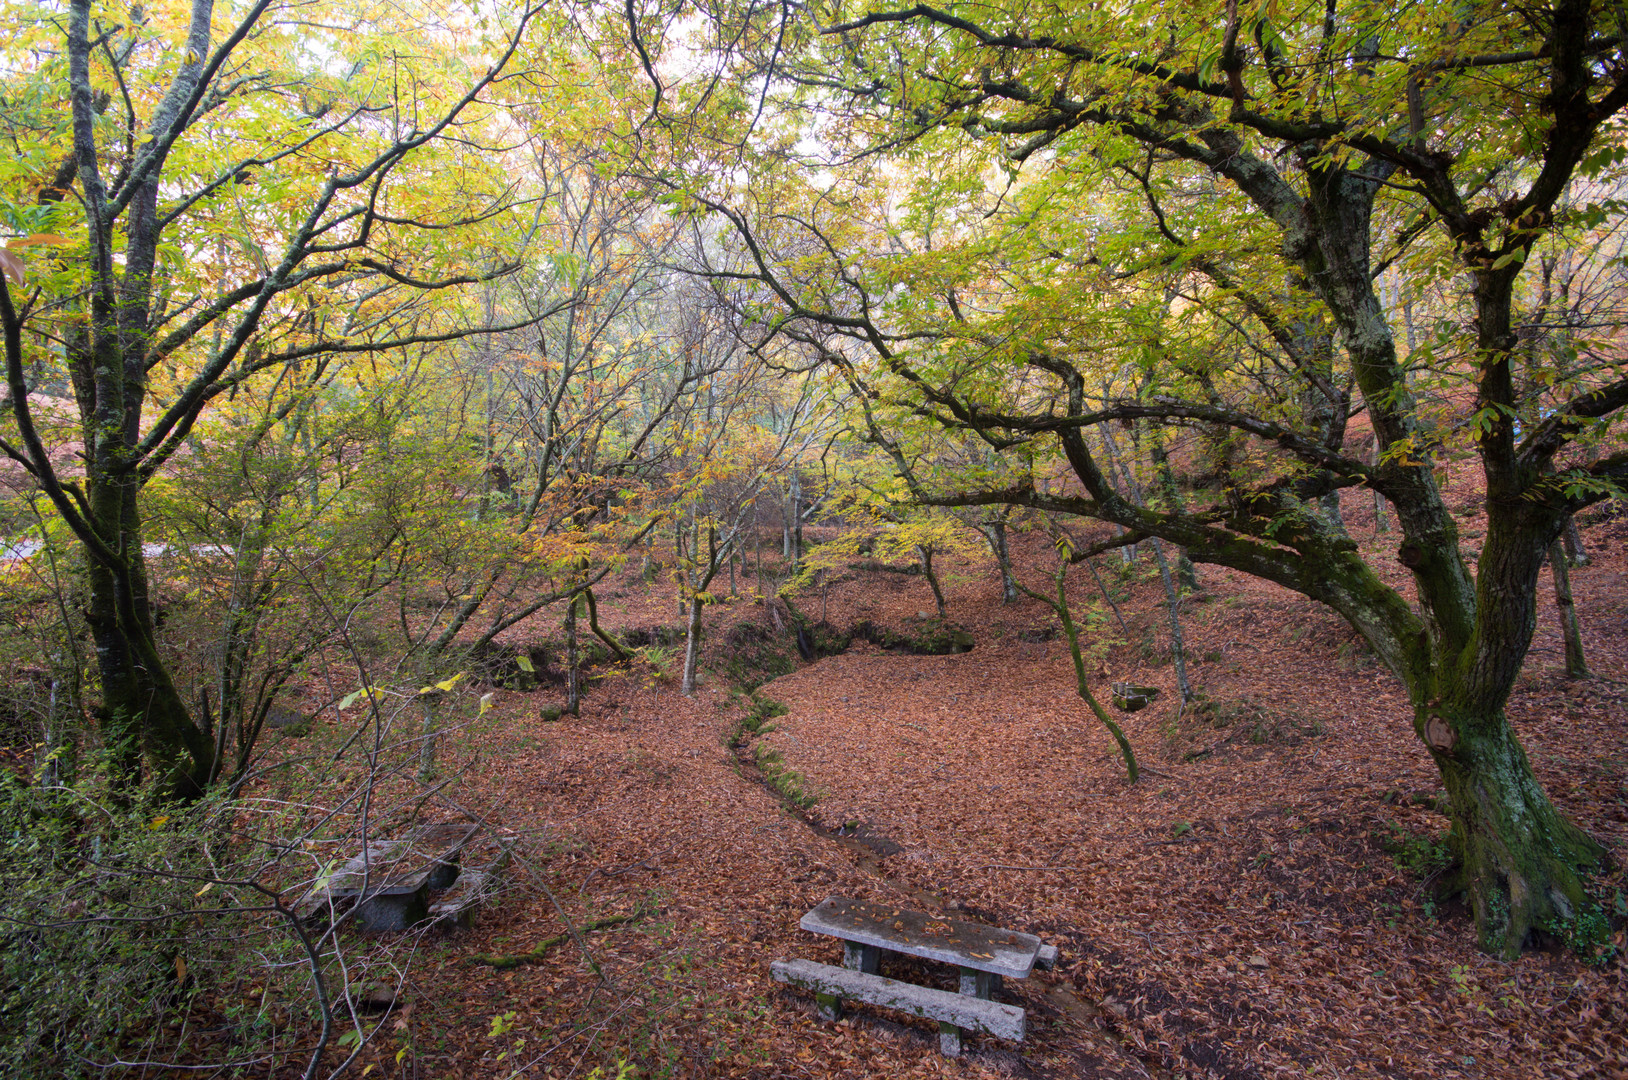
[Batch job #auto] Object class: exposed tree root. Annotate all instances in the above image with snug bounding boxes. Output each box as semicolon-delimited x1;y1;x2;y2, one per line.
466;911;645;970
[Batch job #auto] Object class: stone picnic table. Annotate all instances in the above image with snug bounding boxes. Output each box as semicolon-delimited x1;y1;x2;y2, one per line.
772;896;1059;1056
296;822;483;932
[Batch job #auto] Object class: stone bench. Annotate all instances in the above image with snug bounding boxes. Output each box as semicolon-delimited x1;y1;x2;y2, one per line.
771;959;1025;1052
779;896;1060;1055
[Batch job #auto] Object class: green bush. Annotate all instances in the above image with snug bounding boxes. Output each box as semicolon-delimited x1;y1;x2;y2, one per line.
0;767;336;1078
1;775;267;1074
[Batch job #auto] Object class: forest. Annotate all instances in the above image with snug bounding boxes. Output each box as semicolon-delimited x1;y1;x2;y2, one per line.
0;0;1624;1076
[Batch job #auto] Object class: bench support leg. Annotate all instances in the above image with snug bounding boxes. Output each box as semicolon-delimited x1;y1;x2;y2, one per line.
938;1021;962;1056
843;942;880;974
958;967;993;999
815;993;842;1022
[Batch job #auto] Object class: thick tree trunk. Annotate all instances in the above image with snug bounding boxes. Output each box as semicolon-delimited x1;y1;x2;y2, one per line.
83;476;213;794
1428;706;1606;957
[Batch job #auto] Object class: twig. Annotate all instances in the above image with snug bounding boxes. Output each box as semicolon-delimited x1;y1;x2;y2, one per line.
579;846;674;895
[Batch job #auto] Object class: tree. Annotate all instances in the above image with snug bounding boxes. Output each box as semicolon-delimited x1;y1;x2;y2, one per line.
1;0;550;794
657;0;1628;954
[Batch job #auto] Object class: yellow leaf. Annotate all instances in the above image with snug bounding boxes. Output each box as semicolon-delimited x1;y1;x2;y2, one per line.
515;655;535;673
7;233;72;250
149;815;170;829
195;882;214;897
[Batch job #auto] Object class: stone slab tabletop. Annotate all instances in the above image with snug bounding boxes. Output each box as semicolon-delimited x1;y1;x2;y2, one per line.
326;822;479;898
799;896;1042;979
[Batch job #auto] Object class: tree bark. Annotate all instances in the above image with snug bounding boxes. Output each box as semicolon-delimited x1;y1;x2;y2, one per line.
681;596;703;696
1020;564;1137;783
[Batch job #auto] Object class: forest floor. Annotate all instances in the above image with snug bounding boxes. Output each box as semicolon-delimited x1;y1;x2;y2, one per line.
268;480;1628;1080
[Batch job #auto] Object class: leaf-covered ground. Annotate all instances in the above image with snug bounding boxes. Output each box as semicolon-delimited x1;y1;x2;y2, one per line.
275;489;1627;1079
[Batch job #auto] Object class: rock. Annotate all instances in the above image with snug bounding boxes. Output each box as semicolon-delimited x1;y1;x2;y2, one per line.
1111;683;1161;712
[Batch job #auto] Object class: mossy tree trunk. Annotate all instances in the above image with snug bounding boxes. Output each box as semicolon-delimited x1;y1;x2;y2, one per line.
1425;704;1604;953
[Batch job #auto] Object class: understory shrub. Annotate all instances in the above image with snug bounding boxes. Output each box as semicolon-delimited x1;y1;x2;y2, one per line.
0;771;314;1077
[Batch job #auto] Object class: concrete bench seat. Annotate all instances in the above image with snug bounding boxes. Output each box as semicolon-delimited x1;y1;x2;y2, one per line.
427;868;495;929
772;959;1025;1054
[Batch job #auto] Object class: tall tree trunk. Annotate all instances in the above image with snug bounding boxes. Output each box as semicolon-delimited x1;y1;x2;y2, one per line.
1561;517;1588;567
1103;422;1191;700
417;691;441;783
917;543;947;618
1150;538;1191;703
1371;432;1390;533
681;595;703;696
782;483;793;558
788;471;803;569
979;519;1020;604
1097;430;1138;563
1150;432;1198;588
1547;541;1589;679
565;594;581;716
